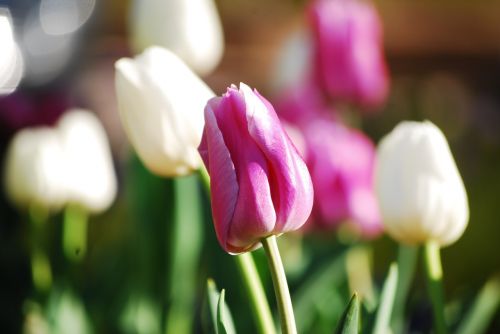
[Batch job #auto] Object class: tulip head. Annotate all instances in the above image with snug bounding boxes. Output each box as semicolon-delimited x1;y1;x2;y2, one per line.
115;46;215;177
57;110;117;214
303;119;382;237
375;121;469;246
308;0;389;108
130;0;224;75
4;127;68;211
199;83;314;254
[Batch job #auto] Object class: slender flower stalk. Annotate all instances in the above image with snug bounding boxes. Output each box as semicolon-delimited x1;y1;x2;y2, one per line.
423;241;447;334
262;235;297;334
29;204;52;295
199;166;276;334
62;205;88;262
165;176;203;334
235;253;277;334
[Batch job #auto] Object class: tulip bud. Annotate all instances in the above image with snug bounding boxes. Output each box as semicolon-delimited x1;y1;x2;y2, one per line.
303;119;382;237
57;110;117;213
4;127;68;210
375;121;469;246
130;0;224;76
308;0;389;107
115;46;215;177
199;83;314;254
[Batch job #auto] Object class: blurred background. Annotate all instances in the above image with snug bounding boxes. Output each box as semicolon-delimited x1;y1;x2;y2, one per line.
0;0;499;333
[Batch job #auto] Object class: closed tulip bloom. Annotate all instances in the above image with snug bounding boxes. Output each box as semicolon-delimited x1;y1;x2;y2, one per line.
199;83;314;254
130;0;224;76
115;46;215;177
308;0;389;107
304;119;382;236
57;110;117;213
375;121;469;246
4;127;68;210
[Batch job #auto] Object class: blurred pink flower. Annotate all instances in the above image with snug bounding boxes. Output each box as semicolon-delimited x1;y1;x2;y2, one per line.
308;0;389;108
304;118;382;236
199;83;314;254
274;84;333;125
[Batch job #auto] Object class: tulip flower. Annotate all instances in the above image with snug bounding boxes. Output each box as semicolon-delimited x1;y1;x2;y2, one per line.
57;110;117;214
308;0;389;108
115;46;215;177
198;83;314;254
303;118;382;237
272;28;312;92
375;121;469;246
130;0;224;76
0;9;23;94
4;127;68;211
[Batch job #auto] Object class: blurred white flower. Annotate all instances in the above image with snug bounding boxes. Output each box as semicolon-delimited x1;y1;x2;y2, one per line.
272;28;311;92
375;121;469;246
0;9;24;95
4;127;68;211
115;46;215;177
57;110;117;214
129;0;224;75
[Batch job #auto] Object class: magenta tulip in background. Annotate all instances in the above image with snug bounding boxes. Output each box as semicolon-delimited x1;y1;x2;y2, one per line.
308;0;389;108
274;84;332;125
199;83;314;254
305;118;382;236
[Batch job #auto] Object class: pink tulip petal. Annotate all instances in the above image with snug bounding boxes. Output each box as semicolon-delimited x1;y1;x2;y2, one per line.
201;99;239;252
308;0;389;108
246;87;313;232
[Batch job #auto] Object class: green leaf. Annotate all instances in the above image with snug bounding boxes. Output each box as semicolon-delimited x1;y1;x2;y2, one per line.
207;279;236;334
373;263;399;334
334;293;360;334
207;279;220;334
391;245;418;333
217;290;229;334
456;276;500;334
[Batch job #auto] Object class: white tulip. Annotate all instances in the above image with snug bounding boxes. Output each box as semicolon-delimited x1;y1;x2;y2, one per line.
0;10;17;83
4;127;68;210
272;28;311;92
57;110;117;214
115;46;215;177
375;121;469;246
0;9;24;94
130;0;224;76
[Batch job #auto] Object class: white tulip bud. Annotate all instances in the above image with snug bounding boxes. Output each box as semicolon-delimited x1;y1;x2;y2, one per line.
375;121;469;246
115;46;215;177
129;0;224;76
4;127;68;210
57;110;117;214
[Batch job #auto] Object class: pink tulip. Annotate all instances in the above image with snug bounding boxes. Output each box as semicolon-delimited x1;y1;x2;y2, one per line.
302;118;382;236
274;84;331;125
308;0;389;108
198;83;314;254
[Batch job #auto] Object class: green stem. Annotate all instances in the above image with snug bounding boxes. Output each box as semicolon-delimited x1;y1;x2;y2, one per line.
198;166;276;334
235;253;277;334
423;241;447;334
165;176;203;334
29;204;52;294
262;235;297;334
63;205;88;262
391;245;418;333
198;165;210;191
